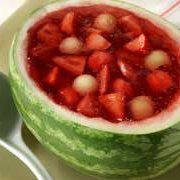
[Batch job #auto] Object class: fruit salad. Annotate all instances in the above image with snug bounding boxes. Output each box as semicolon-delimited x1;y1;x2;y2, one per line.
27;5;179;122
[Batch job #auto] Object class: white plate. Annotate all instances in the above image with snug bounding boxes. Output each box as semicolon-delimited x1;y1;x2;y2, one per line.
0;1;179;179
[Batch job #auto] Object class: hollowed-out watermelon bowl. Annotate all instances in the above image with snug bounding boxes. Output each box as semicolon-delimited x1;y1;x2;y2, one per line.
9;0;180;179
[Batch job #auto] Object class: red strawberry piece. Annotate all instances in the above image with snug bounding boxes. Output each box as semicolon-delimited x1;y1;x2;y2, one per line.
118;59;136;80
53;55;86;75
112;78;134;98
116;49;143;65
88;51;113;72
86;33;111;50
30;43;54;60
44;66;60;86
37;23;62;47
98;65;110;95
76;95;101;117
99;93;125;120
119;15;142;38
28;63;40;81
147;70;174;93
177;50;180;65
84;27;102;34
60;87;80;107
124;34;150;54
61;12;75;35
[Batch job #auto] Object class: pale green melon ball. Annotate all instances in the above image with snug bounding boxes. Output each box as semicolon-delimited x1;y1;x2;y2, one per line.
59;37;83;54
94;13;117;33
73;74;98;95
129;96;154;120
144;50;171;70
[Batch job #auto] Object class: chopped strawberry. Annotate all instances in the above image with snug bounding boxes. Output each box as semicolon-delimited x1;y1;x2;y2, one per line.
178;51;180;64
88;51;113;72
53;56;86;75
37;23;62;47
118;60;136;80
119;15;142;38
98;65;110;95
147;70;174;93
61;12;75;35
31;23;62;60
99;93;125;120
60;87;80;107
86;33;111;50
30;43;54;60
112;78;134;98
28;63;40;81
44;66;60;86
116;49;143;65
76;95;101;117
84;27;102;34
124;34;150;54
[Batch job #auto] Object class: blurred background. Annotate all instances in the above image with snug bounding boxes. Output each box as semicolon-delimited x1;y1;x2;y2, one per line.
0;0;180;26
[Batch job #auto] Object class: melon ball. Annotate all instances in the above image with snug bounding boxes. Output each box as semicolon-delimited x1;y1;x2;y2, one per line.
129;96;154;120
59;37;83;54
93;13;117;33
144;50;171;70
73;74;98;95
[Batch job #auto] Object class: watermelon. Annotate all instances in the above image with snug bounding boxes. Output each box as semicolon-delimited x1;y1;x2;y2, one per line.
9;0;180;180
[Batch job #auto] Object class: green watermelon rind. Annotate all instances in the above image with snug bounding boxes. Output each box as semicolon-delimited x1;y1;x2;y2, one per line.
9;0;180;179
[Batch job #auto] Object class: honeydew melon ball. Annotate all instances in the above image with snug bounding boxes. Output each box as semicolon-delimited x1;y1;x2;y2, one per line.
144;50;171;70
93;13;117;33
59;37;83;54
73;74;98;95
129;96;154;120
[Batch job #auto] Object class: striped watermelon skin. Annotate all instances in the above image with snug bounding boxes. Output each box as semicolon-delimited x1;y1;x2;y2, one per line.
9;1;180;179
9;35;180;180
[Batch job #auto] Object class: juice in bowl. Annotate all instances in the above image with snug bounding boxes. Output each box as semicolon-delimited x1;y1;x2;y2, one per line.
9;0;180;179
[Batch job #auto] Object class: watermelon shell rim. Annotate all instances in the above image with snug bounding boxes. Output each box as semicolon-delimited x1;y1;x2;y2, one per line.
10;0;180;135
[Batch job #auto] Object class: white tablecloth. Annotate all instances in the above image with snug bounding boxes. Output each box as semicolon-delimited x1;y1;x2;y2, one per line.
0;0;25;25
0;0;180;26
